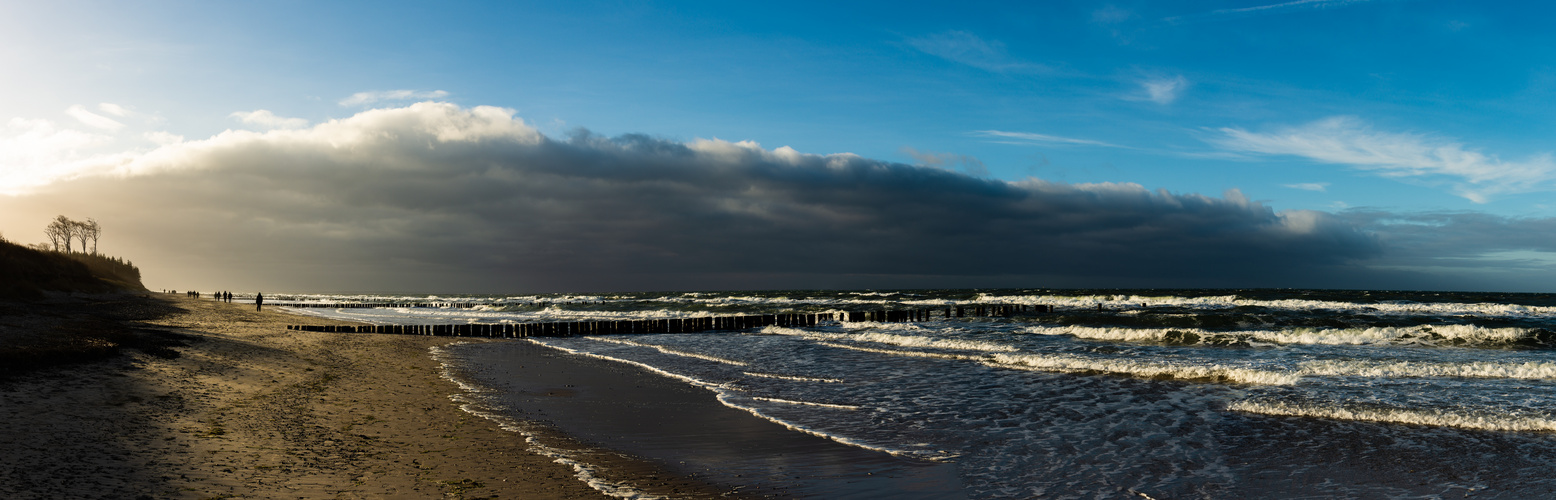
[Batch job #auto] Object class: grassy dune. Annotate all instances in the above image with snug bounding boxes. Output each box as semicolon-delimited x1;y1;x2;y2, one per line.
0;239;144;300
0;239;155;379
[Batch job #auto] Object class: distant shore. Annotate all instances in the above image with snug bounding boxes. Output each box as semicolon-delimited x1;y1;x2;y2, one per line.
0;293;738;498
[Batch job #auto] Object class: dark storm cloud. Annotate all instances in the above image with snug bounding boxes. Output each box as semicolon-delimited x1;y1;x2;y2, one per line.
1;103;1385;292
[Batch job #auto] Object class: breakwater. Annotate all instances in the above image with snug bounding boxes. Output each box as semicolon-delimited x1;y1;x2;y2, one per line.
284;304;1053;337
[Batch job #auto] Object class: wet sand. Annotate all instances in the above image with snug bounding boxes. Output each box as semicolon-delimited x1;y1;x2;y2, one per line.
0;294;738;499
445;341;966;499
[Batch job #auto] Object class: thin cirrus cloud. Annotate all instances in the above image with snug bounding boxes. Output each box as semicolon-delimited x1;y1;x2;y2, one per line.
1164;0;1377;23
1285;183;1329;192
65;105;125;131
0;102;1382;292
974;130;1128;149
906;31;1046;73
1134;75;1188;105
338;89;451;107
97;103;131;117
1212;116;1556;203
229;110;310;129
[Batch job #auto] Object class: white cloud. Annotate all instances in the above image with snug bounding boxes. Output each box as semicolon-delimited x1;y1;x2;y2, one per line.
338;89;450;107
66;105;125;131
229;110;310;129
906;31;1044;73
97;103;130;117
144;131;184;145
1213;116;1556;202
0;118;115;194
974;130;1127;149
1285;182;1329;192
1135;75;1188;105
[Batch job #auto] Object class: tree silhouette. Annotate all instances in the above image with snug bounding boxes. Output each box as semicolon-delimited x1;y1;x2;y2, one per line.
45;216;72;252
84;218;100;254
43;216;101;253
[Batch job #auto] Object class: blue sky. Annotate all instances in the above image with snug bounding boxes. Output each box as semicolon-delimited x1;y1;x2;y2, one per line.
5;1;1556;292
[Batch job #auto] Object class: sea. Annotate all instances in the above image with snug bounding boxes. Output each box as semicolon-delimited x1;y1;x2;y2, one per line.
278;288;1556;499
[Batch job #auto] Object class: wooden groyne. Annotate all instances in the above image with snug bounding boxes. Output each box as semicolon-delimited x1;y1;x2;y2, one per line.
284;304;1055;338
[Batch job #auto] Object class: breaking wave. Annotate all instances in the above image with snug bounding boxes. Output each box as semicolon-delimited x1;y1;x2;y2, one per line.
1228;399;1556;432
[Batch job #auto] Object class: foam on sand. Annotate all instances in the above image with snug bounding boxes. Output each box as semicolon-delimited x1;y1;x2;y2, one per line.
531;339;952;461
429;344;666;499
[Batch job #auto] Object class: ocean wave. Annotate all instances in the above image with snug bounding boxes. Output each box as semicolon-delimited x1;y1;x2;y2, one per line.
1021;324;1549;348
1227;399;1556;432
976;293;1556;320
751;396;861;410
761;325;1018;352
743;371;844;383
1299;359;1556;380
985;353;1300;385
814;341;1297;385
590;337;749;366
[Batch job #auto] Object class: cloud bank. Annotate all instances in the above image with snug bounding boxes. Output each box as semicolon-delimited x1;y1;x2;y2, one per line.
3;102;1389;292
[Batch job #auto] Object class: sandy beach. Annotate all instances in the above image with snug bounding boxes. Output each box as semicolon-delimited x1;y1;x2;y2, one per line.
0;293;741;499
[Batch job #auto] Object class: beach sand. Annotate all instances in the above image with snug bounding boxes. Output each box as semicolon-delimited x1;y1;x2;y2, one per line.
0;294;741;499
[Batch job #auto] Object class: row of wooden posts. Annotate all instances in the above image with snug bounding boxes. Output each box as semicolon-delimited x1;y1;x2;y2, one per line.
285;304;1055;338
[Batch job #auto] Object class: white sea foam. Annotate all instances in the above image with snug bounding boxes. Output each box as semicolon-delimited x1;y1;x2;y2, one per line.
757;325;815;337
589;337;749;366
816;339;1296;385
985;353;1301;385
1299;359;1556;380
815;341;985;361
978;293;1556;320
1022;324;1538;347
743;371;844;383
751;396;861;410
761;325;1018;352
1227;399;1556;432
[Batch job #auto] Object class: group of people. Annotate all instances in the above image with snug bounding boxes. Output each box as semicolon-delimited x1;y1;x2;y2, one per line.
165;290;263;311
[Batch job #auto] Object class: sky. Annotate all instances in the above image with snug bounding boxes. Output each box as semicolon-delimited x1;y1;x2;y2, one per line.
4;0;1556;293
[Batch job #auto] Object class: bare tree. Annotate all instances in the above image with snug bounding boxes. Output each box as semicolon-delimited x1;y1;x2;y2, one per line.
45;216;71;252
84;218;101;254
70;219;90;254
40;216;103;253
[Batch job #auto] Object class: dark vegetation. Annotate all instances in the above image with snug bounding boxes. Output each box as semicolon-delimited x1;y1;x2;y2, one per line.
1;236;174;380
0;238;144;300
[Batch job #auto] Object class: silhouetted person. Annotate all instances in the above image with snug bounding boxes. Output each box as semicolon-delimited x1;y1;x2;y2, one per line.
256;292;264;311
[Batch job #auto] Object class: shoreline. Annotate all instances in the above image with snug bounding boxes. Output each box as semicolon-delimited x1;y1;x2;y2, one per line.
0;293;739;498
438;339;967;499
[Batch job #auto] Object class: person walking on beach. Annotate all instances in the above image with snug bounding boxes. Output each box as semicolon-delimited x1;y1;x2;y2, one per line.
255;292;264;311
